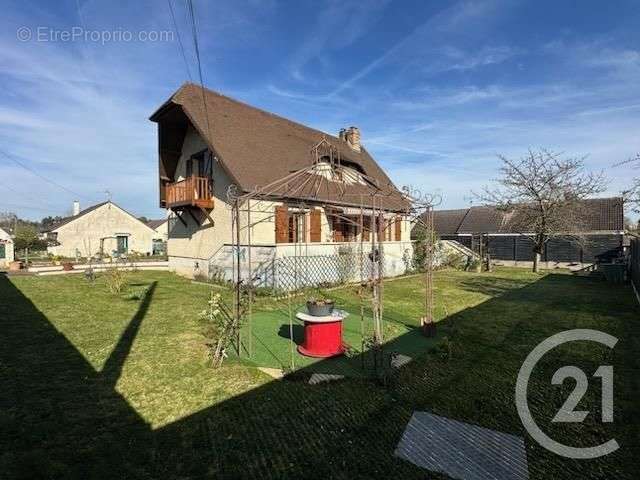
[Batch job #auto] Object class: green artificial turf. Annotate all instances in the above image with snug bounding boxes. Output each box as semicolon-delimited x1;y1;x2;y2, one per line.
1;268;638;479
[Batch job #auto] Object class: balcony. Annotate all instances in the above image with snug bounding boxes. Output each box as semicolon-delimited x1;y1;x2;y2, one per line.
165;176;214;209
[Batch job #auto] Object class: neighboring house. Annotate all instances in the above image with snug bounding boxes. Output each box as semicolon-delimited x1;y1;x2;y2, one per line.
43;201;159;258
423;197;624;266
150;83;413;283
146;219;169;255
0;227;15;268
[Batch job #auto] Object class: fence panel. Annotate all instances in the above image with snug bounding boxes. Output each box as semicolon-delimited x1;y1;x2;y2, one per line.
631;237;640;289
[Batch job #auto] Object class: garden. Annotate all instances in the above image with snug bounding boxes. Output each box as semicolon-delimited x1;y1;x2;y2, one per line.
1;267;638;479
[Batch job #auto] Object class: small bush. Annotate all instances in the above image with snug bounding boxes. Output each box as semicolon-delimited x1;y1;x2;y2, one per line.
104;267;128;294
430;336;453;361
124;285;150;301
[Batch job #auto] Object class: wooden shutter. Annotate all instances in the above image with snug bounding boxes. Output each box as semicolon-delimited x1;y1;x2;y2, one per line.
275;206;289;243
377;214;384;242
310;209;321;242
333;218;344;242
394;215;402;241
362;217;370;241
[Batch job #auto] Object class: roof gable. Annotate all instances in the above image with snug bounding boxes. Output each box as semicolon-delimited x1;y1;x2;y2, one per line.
45;202;156;233
0;227;12;241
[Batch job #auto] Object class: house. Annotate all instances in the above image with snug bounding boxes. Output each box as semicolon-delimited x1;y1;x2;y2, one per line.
425;197;624;267
149;83;413;283
146;219;169;255
0;227;15;268
43;201;159;258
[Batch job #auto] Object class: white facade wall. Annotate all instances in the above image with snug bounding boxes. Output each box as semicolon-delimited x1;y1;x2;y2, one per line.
0;227;14;267
151;221;169;241
47;203;156;258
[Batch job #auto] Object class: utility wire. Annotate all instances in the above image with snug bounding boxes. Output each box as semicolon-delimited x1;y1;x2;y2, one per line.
0;202;67;214
0;149;89;201
186;0;213;139
0;180;56;211
166;0;193;82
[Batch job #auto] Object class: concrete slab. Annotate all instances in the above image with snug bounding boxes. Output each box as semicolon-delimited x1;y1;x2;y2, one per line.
390;353;412;369
308;373;345;385
257;367;284;379
395;412;528;480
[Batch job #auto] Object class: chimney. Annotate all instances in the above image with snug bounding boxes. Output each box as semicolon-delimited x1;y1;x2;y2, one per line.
73;200;80;216
343;126;361;152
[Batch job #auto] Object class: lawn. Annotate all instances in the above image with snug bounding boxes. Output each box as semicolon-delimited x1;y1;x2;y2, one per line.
1;268;638;479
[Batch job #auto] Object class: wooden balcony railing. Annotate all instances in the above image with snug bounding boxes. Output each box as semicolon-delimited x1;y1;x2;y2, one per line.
165;176;214;209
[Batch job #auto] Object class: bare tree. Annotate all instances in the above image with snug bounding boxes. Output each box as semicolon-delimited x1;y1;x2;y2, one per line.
619;153;640;213
477;149;607;272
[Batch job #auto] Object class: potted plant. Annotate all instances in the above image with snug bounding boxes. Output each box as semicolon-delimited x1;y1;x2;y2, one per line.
306;296;335;316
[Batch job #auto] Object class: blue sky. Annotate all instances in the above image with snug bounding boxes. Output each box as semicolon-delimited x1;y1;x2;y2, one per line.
1;0;639;220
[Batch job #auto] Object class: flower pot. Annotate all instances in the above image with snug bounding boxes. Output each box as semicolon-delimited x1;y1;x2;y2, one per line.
306;300;335;317
8;261;22;271
62;262;74;271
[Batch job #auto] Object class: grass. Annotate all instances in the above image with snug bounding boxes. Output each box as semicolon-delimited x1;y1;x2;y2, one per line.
0;268;638;479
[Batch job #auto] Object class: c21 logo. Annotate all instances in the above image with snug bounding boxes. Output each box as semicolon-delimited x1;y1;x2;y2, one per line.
515;329;618;459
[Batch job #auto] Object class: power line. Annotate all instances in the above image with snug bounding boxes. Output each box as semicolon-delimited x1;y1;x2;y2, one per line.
186;0;213;139
0;149;89;201
0;202;66;214
0;180;58;211
166;0;193;82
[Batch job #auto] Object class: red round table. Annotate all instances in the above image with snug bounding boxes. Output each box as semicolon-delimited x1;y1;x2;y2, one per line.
296;310;348;358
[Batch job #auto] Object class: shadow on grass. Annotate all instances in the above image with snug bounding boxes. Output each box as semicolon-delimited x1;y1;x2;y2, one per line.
277;323;304;343
1;272;638;479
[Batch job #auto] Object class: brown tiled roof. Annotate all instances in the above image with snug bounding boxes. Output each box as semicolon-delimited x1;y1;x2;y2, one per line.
457;206;510;233
432;209;469;235
581;197;624;231
431;197;624;235
146;219;167;230
150;83;408;211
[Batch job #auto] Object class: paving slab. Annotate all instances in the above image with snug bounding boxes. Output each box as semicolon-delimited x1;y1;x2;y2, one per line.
308;373;345;385
395;412;528;480
257;367;284;379
390;353;412;369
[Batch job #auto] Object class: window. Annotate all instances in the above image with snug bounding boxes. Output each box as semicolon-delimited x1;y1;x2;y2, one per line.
0;243;5;259
152;239;166;256
288;212;306;243
116;235;129;254
332;216;356;242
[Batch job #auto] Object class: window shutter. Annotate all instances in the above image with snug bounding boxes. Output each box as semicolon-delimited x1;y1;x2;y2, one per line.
362;217;370;241
275;206;289;243
395;215;402;241
333;218;344;242
377;214;384;242
310;209;321;242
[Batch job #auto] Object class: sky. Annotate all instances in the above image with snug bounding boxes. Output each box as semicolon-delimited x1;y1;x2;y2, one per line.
0;0;639;221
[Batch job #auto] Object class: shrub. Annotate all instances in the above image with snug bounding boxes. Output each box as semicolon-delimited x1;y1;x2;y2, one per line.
104;267;128;294
430;336;453;361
